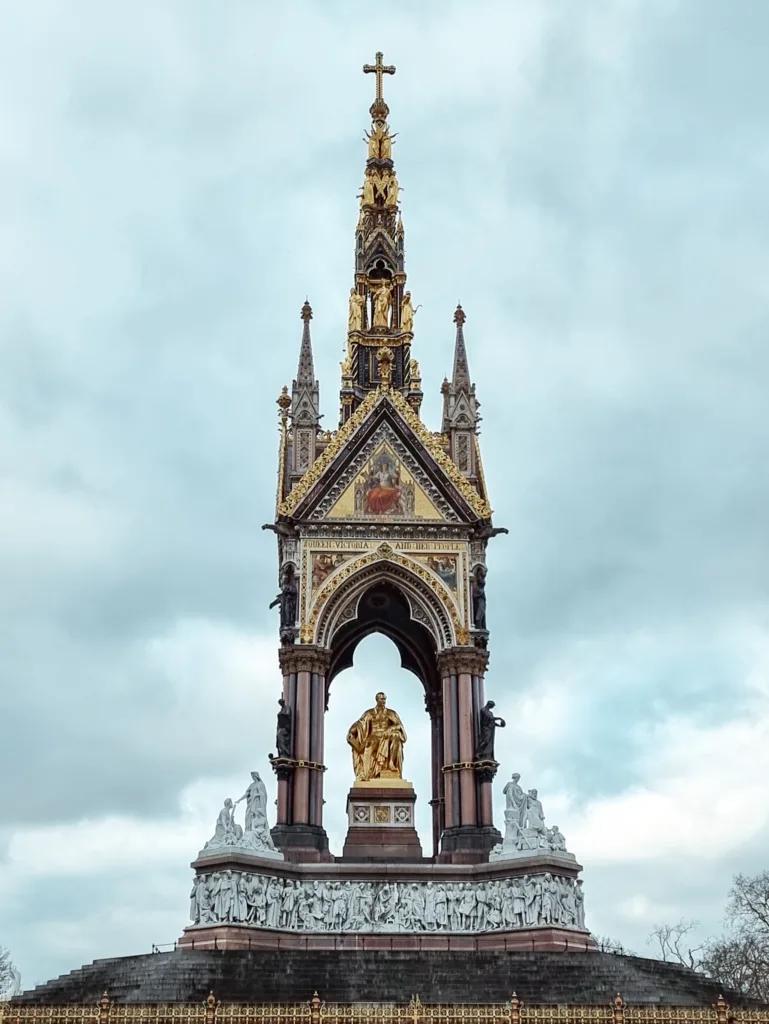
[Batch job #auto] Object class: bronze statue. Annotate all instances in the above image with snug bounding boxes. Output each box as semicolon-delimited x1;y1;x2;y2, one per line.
471;564;487;630
275;697;292;758
269;563;297;636
346;691;406;782
477;699;506;761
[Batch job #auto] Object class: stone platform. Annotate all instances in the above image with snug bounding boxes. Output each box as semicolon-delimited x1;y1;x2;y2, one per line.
14;949;765;1006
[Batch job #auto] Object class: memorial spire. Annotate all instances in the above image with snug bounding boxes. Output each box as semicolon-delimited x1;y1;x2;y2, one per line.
340;52;422;422
288;300;320;484
442;304;480;479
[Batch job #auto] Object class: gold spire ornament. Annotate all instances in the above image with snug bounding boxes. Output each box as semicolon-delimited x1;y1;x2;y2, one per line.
346;691;407;782
372;280;392;328
401;291;419;334
363;51;396;108
376;346;394;389
348;287;365;333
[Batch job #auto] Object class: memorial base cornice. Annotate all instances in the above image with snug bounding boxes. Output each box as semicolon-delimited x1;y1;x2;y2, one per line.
179;924;595;953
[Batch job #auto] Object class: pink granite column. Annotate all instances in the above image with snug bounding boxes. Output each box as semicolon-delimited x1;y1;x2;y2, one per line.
294;668;311;825
428;690;443;857
275;668;292;824
441;673;456;829
457;669;477;826
475;672;494;827
309;672;326;828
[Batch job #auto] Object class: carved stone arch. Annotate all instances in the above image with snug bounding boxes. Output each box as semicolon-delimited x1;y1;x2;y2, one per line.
315;556;455;654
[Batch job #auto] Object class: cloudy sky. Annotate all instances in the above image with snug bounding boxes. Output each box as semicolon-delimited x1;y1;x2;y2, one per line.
2;0;769;989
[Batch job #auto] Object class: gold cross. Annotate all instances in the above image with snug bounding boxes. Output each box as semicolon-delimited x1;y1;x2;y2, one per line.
363;51;396;103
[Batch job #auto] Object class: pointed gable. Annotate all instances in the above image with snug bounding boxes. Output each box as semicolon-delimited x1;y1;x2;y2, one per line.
278;388;491;522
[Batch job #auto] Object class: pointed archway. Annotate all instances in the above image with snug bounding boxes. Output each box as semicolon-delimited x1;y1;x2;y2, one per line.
272;555;496;861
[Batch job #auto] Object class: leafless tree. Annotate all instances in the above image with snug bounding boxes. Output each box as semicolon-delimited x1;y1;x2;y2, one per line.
647;918;702;969
699;872;769;1002
0;946;21;999
595;934;633;955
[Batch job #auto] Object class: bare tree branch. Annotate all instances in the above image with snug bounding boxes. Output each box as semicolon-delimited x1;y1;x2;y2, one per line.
647;918;702;969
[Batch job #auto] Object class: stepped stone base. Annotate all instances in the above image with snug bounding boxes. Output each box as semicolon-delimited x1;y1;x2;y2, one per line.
178;924;592;952
13;949;766;1006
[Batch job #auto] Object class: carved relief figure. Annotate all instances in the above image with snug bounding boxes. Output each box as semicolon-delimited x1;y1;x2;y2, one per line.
346;691;407;781
204;798;243;850
372;280;392;328
525;788;546;832
348;287;366;332
235;771;268;833
503;772;527;829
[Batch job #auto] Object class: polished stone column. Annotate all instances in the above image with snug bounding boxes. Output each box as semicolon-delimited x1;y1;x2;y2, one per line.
271;646;331;861
436;647;498;860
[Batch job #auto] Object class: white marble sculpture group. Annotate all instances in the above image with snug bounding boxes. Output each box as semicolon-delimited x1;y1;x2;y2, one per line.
202;771;283;861
490;773;574;861
189;871;586;933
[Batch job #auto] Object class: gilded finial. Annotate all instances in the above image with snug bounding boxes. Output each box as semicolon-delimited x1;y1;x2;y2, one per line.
277;385;291;425
454;304;466;326
363;51;396;121
301;300;313;322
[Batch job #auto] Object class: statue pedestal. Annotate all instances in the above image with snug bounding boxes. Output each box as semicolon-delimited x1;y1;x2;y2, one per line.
342;781;423;861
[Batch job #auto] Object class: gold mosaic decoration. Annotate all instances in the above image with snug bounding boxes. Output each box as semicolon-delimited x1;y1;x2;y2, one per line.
301;544;463;645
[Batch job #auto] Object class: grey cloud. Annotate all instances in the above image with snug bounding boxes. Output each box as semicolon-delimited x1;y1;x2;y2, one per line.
1;0;768;989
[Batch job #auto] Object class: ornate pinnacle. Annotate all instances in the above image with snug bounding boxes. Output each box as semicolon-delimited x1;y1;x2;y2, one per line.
454;303;466;326
300;299;313;322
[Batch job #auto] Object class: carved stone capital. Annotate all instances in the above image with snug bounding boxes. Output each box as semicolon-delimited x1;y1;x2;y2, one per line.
278;645;331;676
437;647;489;677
